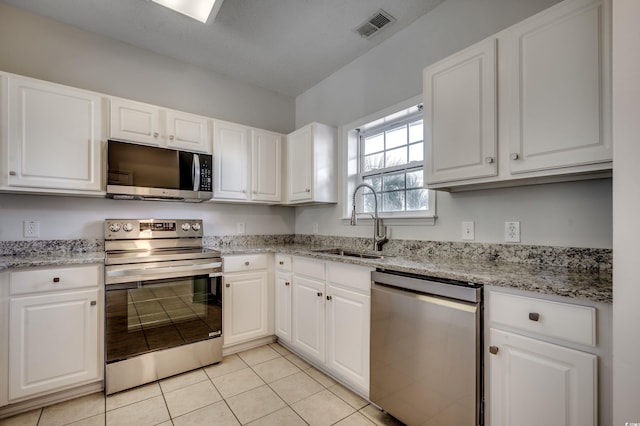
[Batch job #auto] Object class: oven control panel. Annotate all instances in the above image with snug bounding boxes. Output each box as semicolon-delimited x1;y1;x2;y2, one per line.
105;219;204;240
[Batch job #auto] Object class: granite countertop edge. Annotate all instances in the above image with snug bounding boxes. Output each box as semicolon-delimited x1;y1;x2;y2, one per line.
0;245;612;304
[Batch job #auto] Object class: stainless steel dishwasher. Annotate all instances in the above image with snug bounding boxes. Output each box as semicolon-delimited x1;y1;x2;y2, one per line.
370;270;483;426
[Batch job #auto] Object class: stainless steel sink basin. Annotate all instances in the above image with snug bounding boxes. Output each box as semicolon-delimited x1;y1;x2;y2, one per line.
312;248;386;259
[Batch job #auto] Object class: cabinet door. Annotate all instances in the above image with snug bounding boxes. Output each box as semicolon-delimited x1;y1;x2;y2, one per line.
489;329;596;426
223;271;268;346
291;275;324;363
287;126;313;202
109;98;161;146
7;76;103;192
166;110;210;153
423;38;497;184
213;121;249;201
326;283;370;394
503;0;611;174
251;129;282;202
274;272;292;344
9;289;100;400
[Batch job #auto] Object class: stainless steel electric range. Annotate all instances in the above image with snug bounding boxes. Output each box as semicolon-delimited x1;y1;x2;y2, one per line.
104;219;222;394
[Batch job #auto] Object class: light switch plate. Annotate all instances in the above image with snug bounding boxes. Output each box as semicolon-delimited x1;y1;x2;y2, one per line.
462;221;475;241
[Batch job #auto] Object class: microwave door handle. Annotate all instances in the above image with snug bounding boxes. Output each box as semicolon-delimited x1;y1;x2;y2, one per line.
192;154;201;191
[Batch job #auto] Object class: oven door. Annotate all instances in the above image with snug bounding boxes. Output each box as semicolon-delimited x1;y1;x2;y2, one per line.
105;272;222;364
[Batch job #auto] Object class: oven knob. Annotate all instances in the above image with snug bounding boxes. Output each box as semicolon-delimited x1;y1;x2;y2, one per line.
109;223;121;232
191;223;201;231
123;223;134;232
181;223;191;231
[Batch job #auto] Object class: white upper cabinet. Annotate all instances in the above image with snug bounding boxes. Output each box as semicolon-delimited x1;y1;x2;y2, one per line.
110;98;211;153
212;121;283;203
213;120;250;201
424;38;498;184
4;75;104;193
503;0;611;174
286;123;337;204
423;0;611;190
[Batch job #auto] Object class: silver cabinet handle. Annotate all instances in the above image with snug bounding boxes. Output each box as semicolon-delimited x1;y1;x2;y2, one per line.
489;346;499;355
326;295;332;301
153;132;159;138
53;277;60;283
510;153;520;160
9;171;16;176
529;312;540;322
317;292;323;297
485;157;494;164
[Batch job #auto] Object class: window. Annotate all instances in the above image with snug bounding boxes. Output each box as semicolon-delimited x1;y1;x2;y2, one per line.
358;112;430;214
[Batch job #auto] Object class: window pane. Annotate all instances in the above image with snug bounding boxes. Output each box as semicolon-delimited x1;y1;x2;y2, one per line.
363;193;376;213
409;120;423;143
364;133;384;154
383;173;405;191
383;191;405;212
363;153;384;172
385;147;407;167
363;176;382;192
406;188;429;211
406;170;423;189
386;126;407;149
409;142;423;162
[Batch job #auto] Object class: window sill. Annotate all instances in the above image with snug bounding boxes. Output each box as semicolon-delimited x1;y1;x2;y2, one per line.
340;215;437;226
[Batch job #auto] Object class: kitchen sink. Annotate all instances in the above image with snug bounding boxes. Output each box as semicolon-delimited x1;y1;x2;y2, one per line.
312;248;386;259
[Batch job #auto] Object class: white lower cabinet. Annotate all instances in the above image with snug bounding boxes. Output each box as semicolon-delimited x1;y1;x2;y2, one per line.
6;265;103;402
222;254;272;347
289;256;372;395
487;290;599;426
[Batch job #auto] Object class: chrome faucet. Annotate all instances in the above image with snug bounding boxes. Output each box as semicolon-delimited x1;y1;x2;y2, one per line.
350;183;388;251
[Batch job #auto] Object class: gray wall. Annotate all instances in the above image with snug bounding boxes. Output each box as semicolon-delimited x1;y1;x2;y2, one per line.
294;0;613;249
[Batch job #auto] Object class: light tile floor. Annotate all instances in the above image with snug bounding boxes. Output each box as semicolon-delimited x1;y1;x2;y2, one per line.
0;343;403;426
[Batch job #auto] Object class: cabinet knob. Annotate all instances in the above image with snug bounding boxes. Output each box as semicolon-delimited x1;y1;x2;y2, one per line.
326;295;332;301
489;346;499;355
153;132;159;138
285;282;290;286
244;261;250;266
528;312;540;322
510;153;520;160
225;283;230;288
317;292;323;297
485;157;494;164
306;188;311;193
9;171;16;176
169;134;175;140
279;261;284;265
90;301;97;306
53;277;60;283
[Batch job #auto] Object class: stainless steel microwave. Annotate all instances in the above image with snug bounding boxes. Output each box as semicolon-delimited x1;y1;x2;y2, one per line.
106;140;213;202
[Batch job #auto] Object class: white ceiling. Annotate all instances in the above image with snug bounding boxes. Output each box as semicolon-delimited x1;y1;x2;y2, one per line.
0;0;445;97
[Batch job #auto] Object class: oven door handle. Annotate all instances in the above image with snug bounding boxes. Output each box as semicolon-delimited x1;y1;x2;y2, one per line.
106;262;222;284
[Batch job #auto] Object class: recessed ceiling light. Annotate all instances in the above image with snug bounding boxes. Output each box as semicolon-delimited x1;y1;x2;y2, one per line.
151;0;224;23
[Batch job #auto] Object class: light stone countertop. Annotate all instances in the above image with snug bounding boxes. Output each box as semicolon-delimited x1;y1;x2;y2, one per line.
0;244;612;304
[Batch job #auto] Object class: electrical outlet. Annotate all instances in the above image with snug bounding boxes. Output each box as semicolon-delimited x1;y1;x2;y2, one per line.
24;220;40;238
505;221;521;243
462;221;475;241
312;222;319;234
237;222;245;234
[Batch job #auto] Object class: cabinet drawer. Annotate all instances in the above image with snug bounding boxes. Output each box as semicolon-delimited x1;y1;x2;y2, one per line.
292;257;325;280
224;254;268;273
275;254;292;272
326;261;372;294
9;265;101;296
488;291;596;346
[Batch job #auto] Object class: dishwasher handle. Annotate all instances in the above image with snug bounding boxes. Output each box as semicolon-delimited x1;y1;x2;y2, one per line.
371;270;482;303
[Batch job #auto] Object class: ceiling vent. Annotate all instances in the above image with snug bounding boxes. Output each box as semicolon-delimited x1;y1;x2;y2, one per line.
354;9;396;39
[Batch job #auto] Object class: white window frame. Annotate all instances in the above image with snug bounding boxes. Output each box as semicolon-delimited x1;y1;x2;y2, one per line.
341;95;437;226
